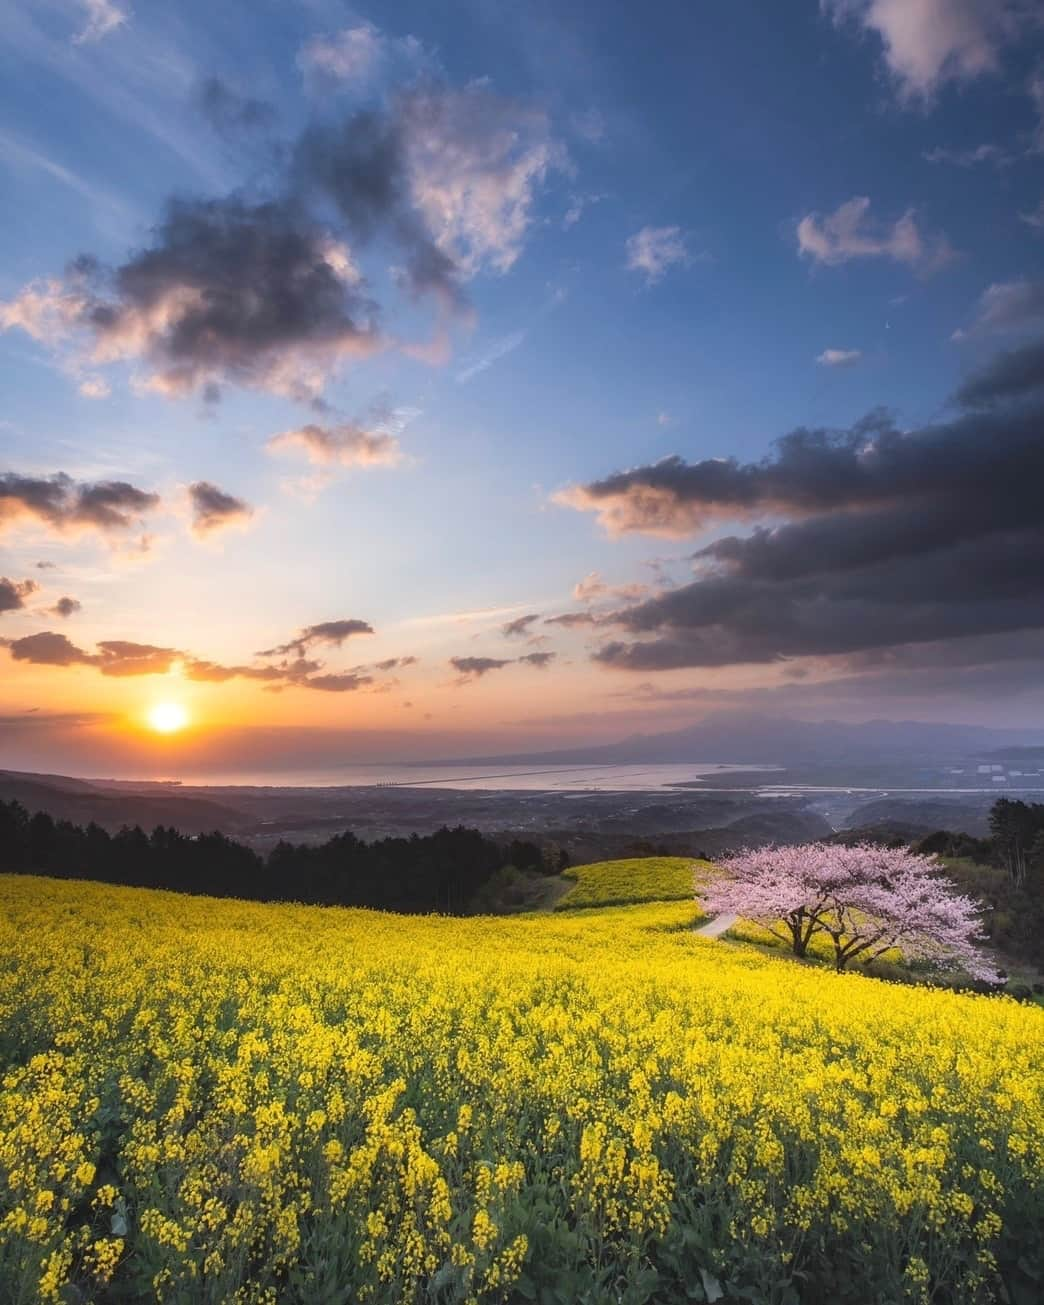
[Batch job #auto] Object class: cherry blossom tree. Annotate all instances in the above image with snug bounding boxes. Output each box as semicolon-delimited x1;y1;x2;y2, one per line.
702;842;999;982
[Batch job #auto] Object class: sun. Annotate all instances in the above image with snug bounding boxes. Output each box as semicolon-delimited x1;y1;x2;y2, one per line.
147;702;189;734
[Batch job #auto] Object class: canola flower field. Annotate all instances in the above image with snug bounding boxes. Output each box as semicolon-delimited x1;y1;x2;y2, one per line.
1;873;1042;1305
555;857;711;910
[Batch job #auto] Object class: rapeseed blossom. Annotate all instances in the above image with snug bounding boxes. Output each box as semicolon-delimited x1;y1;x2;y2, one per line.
0;873;1040;1303
555;855;709;909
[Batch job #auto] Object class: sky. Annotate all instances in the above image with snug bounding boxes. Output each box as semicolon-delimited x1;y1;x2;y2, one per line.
2;0;1044;777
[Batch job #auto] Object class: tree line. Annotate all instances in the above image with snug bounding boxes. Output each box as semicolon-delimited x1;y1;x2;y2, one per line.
0;798;568;914
910;798;1044;974
911;797;1044;882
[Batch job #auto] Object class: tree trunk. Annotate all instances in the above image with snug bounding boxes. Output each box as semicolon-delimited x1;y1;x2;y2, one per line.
788;912;809;957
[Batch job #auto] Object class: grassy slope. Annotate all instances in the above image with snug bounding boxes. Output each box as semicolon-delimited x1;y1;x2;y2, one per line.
554;855;713;911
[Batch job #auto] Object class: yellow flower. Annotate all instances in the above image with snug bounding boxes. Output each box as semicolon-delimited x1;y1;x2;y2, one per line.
0;871;1040;1305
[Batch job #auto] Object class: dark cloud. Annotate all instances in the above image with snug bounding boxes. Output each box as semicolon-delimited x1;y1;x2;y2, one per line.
288;619;374;646
563;352;1044;671
184;649;376;692
301;672;373;693
0;199;376;404
557;408;982;537
596;526;1044;670
566;405;1038;554
197;77;277;135
95;641;180;677
50;596;81;619
0;577;38;613
4;80;559;401
608;631;1044;716
182;658;286;684
188;481;253;536
450;656;513;681
294;86;560;304
5;633;267;682
0;472;159;536
4;624;388;693
293;108;463;308
501;612;540;638
450;651;557;681
373;655;418;671
956;338;1044;407
4;631;95;667
34;561;56;570
76;481;161;531
184;656;339;690
258;618;374;659
87;198;381;400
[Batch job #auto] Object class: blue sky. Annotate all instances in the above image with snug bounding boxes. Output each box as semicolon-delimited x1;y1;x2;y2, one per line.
2;0;1044;774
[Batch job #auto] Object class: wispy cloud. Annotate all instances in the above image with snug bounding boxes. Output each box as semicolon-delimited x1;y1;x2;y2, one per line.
562;191;607;229
816;348;863;367
953;279;1044;338
0;129;135;234
297;23;384;84
456;329;528;383
400;603;539;630
1020;199;1044;231
798;196;953;272
924;143;1010;167
2;3;226;189
573;571;648;603
501;613;541;638
296;21;431;92
625;225;692;285
74;0;129;46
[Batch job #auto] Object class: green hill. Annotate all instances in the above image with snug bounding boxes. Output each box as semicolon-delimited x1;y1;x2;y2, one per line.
555;855;713;910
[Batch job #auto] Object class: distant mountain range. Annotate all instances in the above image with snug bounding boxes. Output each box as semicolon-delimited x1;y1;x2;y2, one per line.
460;713;1044;767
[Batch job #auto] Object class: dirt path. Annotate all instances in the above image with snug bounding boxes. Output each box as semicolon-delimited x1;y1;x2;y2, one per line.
695;912;738;938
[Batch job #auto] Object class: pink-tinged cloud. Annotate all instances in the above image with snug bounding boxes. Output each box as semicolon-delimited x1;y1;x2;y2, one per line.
625;225;691;284
266;422;402;468
797;197;951;268
822;0;1034;101
0;472;159;538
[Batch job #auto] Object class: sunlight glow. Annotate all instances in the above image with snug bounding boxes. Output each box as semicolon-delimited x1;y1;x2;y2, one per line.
147;702;189;734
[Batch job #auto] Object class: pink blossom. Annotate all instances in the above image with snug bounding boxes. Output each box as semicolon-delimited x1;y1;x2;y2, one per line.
703;842;999;983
